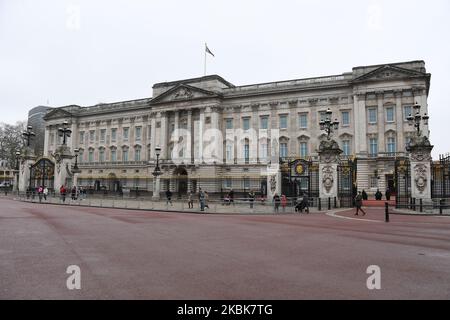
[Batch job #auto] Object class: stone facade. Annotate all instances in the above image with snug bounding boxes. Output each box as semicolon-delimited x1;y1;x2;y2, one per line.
41;60;431;197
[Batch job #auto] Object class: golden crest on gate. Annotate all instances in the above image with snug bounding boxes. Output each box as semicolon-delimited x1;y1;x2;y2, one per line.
295;163;305;175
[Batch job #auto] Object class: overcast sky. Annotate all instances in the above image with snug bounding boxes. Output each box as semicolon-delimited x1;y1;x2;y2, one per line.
1;0;449;158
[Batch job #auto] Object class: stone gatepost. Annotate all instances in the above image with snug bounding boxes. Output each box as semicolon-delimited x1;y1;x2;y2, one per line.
267;163;281;201
318;140;342;200
52;145;74;194
18;148;36;192
152;176;161;200
407;136;433;200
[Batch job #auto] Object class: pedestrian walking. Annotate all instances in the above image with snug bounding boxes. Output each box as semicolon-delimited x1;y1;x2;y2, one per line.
248;191;255;209
38;186;43;203
281;194;287;212
354;191;366;216
273;193;281;213
301;193;310;214
229;189;234;205
385;188;391;201
188;191;194;209
71;186;77;201
166;190;173;206
43;186;48;201
60;185;66;203
362;189;368;200
204;191;210;209
199;188;205;212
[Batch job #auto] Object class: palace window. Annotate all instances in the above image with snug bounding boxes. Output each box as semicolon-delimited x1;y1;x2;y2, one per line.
226;144;233;161
387;137;396;154
111;128;117;142
260;116;268;130
280;143;288;158
386;107;395;122
99;148;105;162
88;149;94;163
299;113;308;129
260;141;268;160
89;130;95;143
343;140;351;156
244;141;250;164
242;118;250;131
341;111;350;126
111;149;117;162
122;149;129;162
226;118;233;130
135;127;142;141
403;105;413;121
279;114;288;129
79;132;84;144
123;128;129;141
368;108;377;124
100;129;106;143
299;142;308;158
369;138;378;156
135;148;141;161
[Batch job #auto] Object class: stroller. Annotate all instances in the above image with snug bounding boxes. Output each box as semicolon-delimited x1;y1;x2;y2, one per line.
295;194;310;213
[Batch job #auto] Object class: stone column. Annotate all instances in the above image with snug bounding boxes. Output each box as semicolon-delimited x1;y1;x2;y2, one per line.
150;115;156;159
187;110;193;164
407;137;433;200
318;140;342;200
18;148;36;192
395;90;404;151
376;91;385;153
53;145;75;193
160;112;168;160
198;108;205;164
266;163;281;201
152;175;161;200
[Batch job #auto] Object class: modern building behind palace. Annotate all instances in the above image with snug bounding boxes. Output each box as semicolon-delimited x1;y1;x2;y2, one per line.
40;60;430;197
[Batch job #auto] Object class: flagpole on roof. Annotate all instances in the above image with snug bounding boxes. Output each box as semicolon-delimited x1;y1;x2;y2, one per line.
204;43;207;76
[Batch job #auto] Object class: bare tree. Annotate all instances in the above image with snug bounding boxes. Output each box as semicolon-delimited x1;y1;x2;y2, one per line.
0;121;27;168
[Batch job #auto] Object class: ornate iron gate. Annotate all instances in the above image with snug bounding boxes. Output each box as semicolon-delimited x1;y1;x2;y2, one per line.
282;158;319;199
29;158;55;190
395;157;411;208
432;154;450;198
337;159;356;207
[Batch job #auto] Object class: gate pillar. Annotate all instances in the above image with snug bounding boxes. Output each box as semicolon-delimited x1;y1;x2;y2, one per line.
407;136;433;200
52;146;75;194
18;148;36;192
318;140;342;199
267;163;281;201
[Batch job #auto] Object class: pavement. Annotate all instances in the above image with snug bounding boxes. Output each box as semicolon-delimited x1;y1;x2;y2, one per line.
1;197;450;299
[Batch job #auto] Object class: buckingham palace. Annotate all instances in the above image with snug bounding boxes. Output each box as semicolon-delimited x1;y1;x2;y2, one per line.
40;60;430;198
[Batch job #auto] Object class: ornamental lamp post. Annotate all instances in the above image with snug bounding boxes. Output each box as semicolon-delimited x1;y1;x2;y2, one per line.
73;148;80;171
58;121;72;145
22;125;36;148
152;146;162;177
407;102;429;136
319;108;339;140
152;146;162;200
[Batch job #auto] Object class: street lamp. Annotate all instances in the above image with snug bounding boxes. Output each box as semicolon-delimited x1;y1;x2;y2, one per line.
22;125;36;147
58;121;72;145
319;108;339;140
152;146;162;177
407;102;429;136
73;148;80;171
15;151;21;192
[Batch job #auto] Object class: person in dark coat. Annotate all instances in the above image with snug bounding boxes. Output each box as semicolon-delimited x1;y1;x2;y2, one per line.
362;189;368;201
273;194;281;213
354;192;366;216
385;188;391;201
375;189;382;200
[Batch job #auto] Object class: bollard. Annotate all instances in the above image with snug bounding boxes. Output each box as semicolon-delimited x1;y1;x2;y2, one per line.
334;197;337;208
419;198;423;213
318;198;321;211
440;199;443;215
328;197;331;210
385;202;389;223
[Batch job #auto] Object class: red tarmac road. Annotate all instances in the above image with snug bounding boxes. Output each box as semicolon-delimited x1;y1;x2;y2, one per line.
1;197;449;299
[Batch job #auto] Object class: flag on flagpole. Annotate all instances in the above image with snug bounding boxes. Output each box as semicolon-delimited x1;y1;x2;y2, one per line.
205;44;215;57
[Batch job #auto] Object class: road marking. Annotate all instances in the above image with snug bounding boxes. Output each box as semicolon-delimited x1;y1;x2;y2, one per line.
326;211;382;223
